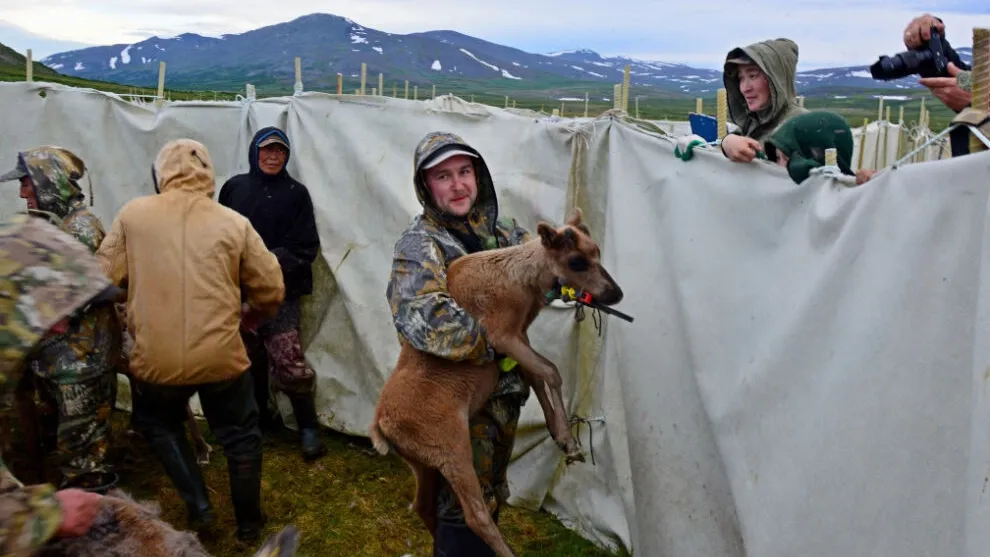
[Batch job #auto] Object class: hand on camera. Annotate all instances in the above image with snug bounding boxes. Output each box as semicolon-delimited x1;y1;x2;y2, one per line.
919;63;971;112
903;14;944;49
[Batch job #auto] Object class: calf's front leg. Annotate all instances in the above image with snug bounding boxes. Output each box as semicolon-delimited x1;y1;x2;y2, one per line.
490;334;585;464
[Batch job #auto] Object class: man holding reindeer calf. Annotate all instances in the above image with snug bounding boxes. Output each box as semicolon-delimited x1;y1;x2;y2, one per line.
380;131;624;556
384;131;534;556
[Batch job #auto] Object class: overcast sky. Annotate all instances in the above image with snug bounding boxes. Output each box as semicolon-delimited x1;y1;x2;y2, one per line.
2;0;989;69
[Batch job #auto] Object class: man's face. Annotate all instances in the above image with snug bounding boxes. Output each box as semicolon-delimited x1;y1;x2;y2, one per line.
19;176;37;210
424;155;478;217
737;64;771;112
258;144;288;176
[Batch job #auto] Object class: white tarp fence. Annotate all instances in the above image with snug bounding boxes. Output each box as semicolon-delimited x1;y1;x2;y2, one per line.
3;80;990;557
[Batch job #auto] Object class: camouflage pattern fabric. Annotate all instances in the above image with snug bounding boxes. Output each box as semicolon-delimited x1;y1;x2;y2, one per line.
14;147;121;485
34;372;116;485
385;131;532;522
251;299;316;395
0;213;114;557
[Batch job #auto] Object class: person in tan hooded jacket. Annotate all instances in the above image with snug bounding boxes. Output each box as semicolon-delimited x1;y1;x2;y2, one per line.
96;138;284;542
720;38;808;163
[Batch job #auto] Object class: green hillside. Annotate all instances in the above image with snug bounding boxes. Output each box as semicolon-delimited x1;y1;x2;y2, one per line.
0;42;239;101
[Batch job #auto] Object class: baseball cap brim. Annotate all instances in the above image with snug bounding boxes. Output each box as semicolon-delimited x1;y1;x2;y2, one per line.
0;160;28;182
257;136;289;149
421;149;478;170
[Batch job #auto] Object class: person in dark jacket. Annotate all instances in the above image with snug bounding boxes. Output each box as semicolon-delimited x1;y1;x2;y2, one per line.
217;127;326;460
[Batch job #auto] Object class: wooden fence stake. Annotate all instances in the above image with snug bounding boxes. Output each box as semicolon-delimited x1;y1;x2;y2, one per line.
336;73;342;95
294;56;303;95
155;62;167;108
360;63;367;95
969;27;989;154
25;49;33;82
716;88;727;140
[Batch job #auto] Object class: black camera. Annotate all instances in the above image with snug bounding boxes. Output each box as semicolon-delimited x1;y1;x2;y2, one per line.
870;28;959;80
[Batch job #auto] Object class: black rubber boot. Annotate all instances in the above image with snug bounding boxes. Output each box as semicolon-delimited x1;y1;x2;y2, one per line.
432;517;499;557
288;393;326;461
229;454;267;542
149;435;215;532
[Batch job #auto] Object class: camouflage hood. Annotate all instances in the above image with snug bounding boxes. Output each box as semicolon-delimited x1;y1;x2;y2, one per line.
412;131;501;250
723;38;805;140
0;213;112;382
15;146;90;218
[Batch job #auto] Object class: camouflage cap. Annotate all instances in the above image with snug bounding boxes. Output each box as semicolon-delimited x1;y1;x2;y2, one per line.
0;213;111;381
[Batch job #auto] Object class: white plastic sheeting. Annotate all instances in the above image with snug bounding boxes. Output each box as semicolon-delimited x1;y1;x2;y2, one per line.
3;80;990;557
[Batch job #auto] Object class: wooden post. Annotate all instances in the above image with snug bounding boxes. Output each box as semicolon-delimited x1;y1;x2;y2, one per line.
413;85;418;100
613;84;622;110
622;65;631;112
504;96;509;108
584;92;589;117
404;80;409;99
512;100;516;108
25;49;33;82
857;118;869;170
552;108;560;118
881;106;892;168
898;105;904;124
371;87;377;96
393;82;397;97
360;63;367;95
155;62;166;108
336;73;342;95
716;88;727;140
560;101;565;117
294;56;302;95
696;97;703;114
378;73;383;96
635;96;640;119
877;97;885;122
432;84;436;99
970;27;989;154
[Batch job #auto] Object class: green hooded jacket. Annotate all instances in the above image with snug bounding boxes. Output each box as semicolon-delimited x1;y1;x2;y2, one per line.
13;147;121;383
723;38;808;144
385;131;530;399
765;110;856;184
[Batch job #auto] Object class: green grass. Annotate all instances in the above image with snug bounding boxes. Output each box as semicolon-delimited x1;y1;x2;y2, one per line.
4;412;617;557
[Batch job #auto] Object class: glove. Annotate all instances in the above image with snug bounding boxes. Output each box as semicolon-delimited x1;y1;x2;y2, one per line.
674;134;709;161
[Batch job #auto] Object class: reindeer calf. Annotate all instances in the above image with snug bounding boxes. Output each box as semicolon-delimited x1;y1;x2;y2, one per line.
369;208;623;557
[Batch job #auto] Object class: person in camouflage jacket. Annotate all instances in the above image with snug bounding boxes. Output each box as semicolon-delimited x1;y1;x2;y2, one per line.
0;213;114;557
1;147;121;491
385;131;531;556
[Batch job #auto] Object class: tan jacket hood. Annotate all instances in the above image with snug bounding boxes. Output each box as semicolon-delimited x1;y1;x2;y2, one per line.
723;38;808;142
154;139;216;197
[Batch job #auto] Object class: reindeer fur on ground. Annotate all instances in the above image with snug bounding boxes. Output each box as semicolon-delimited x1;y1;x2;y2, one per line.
36;489;298;557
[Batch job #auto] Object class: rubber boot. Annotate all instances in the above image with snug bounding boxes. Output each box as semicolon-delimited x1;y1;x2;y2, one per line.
288;393;326;461
432;518;499;557
149;434;215;532
228;454;267;542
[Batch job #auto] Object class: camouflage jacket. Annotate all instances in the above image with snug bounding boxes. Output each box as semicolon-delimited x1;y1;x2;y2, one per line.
386;131;530;399
0;213;115;557
17;147;121;383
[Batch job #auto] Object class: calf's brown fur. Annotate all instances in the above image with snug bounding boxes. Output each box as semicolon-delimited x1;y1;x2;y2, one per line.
369;208;623;557
36;488;299;557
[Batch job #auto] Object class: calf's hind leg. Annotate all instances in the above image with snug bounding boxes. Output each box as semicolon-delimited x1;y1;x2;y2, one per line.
437;436;517;557
404;457;440;537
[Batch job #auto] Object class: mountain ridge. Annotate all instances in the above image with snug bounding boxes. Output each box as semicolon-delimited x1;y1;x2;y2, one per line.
36;13;974;96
